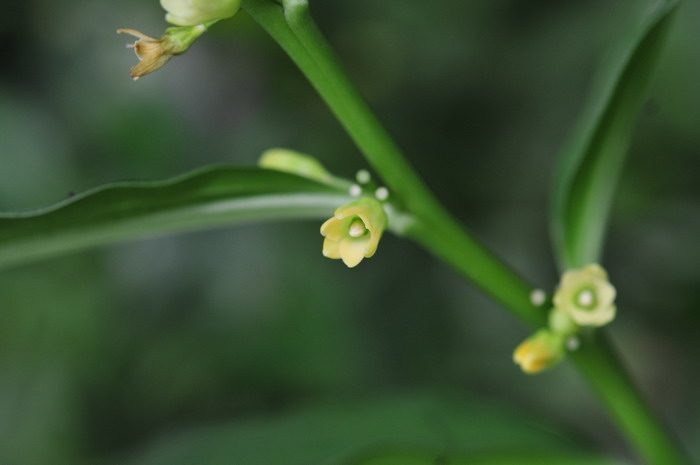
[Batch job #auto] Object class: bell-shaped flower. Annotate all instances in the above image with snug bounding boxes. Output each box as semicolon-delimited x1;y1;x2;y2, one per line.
117;25;207;79
553;264;616;327
161;0;241;26
513;330;565;374
320;198;388;268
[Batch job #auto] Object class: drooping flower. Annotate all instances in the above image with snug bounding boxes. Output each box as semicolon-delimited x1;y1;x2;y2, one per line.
513;329;565;374
117;25;207;79
320;198;388;268
553;264;616;327
161;0;241;26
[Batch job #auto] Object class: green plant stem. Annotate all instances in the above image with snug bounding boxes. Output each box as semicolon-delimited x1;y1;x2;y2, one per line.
241;0;542;327
240;1;691;464
572;333;691;465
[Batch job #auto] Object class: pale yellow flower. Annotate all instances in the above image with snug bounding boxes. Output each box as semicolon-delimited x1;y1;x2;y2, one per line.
161;0;241;26
553;264;616;327
320;198;387;268
513;330;565;374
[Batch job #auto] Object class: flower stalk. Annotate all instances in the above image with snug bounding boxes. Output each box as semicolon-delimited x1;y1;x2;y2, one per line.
239;1;692;463
240;0;543;325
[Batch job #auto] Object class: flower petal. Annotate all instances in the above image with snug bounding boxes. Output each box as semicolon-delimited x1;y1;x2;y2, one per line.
597;281;616;307
322;238;341;259
571;304;616;326
585;263;608;280
320;216;349;240
339;238;370;268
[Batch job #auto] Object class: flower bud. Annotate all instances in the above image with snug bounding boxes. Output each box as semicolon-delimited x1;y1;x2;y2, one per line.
320;198;388;268
513;330;565;374
259;148;333;184
553;264;616;327
161;0;241;26
117;25;207;79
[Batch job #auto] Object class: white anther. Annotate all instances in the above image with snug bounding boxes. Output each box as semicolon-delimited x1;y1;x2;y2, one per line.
356;169;371;184
577;290;594;307
566;337;580;351
348;222;366;238
375;187;389;201
530;289;546;306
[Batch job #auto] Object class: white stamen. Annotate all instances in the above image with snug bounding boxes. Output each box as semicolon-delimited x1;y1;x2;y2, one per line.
356;169;371;184
348;221;366;238
577;290;594;307
349;184;362;197
567;337;580;351
530;289;546;306
375;187;389;201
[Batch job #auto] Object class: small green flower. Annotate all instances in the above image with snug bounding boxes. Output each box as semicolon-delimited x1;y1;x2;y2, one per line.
117;25;207;79
320;198;387;268
513;329;565;374
553;264;616;327
161;0;241;26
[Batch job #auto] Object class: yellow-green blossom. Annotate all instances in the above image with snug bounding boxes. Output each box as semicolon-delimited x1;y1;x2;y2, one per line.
161;0;241;26
259;148;333;184
117;25;206;79
320;198;387;268
553;264;616;327
513;330;565;374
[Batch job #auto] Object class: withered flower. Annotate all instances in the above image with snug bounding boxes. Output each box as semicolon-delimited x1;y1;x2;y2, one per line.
117;25;206;79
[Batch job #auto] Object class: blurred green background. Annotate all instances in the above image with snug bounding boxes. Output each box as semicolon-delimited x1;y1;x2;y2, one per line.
1;0;699;464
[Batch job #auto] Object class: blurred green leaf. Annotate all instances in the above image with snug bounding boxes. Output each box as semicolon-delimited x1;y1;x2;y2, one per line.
551;0;680;269
353;450;616;465
0;166;352;270
111;394;615;465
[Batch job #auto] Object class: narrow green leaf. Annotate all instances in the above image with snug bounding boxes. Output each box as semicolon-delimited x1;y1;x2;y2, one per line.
552;0;680;269
0;165;353;270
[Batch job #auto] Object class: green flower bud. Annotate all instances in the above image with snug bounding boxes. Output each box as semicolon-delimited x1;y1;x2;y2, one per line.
259;148;333;184
513;330;565;374
161;0;241;26
117;25;207;79
553;264;617;327
320;198;388;268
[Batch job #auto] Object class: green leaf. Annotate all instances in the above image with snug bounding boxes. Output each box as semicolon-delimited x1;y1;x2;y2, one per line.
108;394;617;465
353;450;617;465
0;165;353;270
551;0;680;269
